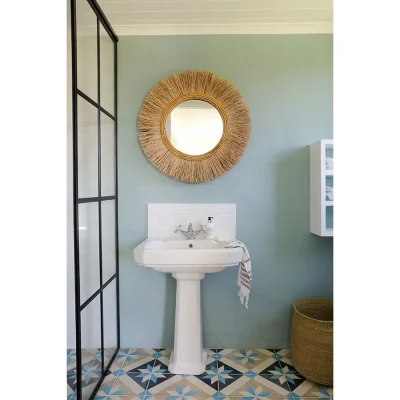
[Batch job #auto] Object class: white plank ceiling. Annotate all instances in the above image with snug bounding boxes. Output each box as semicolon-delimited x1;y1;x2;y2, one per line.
92;0;333;35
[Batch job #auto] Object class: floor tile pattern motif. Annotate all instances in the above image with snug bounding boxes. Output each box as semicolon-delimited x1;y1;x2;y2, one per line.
67;348;333;400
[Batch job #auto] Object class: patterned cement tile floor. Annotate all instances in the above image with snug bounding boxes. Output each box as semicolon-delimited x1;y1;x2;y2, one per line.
67;348;333;400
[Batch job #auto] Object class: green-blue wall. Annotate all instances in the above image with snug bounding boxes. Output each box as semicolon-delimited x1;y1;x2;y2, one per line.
118;34;333;348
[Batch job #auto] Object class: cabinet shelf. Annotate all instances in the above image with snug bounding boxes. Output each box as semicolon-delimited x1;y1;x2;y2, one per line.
310;139;334;237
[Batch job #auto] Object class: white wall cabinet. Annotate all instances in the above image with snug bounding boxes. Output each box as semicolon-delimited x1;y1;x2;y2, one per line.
310;139;333;237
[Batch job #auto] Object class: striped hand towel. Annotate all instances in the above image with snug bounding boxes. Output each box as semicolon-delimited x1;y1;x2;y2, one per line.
224;240;252;309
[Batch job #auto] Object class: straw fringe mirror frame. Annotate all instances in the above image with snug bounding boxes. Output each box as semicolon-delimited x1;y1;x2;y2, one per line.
138;70;251;183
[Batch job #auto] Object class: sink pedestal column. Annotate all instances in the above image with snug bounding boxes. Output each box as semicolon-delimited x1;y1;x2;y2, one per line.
168;272;207;375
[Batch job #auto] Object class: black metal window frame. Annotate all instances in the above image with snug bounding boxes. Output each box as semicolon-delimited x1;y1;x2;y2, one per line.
70;1;119;399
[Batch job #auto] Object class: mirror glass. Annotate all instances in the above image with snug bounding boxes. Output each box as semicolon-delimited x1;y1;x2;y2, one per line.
166;100;223;156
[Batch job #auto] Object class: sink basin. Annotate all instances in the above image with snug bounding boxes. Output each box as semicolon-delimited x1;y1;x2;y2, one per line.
133;238;242;375
134;238;242;273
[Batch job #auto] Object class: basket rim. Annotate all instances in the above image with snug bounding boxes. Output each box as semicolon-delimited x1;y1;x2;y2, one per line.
293;297;333;323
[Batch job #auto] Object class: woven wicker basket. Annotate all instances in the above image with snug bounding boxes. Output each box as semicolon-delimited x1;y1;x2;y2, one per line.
290;298;333;386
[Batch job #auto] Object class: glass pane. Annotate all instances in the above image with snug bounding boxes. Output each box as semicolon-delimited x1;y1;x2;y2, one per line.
79;202;100;304
101;200;116;282
78;97;98;198
81;295;102;398
325;176;334;203
326;206;333;230
325;145;334;168
103;279;118;367
76;0;97;100
100;24;114;115
101;112;115;196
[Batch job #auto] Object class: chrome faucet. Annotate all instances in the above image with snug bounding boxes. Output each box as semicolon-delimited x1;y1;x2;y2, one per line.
175;223;206;240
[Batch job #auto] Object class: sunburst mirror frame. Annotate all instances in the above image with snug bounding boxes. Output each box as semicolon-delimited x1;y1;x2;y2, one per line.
138;70;251;183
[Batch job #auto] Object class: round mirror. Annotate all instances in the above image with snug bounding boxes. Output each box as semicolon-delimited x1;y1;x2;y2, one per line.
165;100;224;156
138;70;251;183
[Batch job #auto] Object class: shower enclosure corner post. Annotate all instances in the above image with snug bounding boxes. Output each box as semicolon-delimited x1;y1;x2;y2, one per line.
70;0;82;396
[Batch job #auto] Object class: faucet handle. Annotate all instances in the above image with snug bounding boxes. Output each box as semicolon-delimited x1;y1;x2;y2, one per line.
174;225;181;233
192;224;206;237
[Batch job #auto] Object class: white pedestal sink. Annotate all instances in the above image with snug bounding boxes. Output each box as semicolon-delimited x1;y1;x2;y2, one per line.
133;238;242;375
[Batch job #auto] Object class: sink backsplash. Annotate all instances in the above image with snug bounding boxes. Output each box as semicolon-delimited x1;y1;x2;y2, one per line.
148;203;236;239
